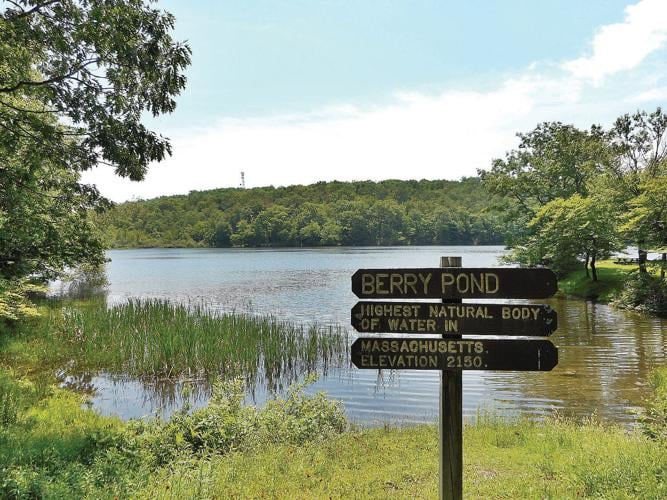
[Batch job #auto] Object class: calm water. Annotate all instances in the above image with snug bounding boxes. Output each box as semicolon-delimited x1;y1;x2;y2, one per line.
74;247;666;426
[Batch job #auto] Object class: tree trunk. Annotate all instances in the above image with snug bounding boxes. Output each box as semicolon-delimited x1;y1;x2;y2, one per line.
638;246;648;273
662;252;666;279
584;252;590;278
591;252;598;282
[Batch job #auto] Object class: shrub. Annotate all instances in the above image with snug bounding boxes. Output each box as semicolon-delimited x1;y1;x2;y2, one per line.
614;271;667;316
640;367;667;442
148;375;347;463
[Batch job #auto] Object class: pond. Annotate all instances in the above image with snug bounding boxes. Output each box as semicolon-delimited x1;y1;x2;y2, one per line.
66;246;667;426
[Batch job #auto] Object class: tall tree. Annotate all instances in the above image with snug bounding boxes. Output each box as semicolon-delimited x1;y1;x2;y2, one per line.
608;108;667;271
481;122;609;211
479;122;609;245
622;176;667;278
0;0;190;319
525;194;621;280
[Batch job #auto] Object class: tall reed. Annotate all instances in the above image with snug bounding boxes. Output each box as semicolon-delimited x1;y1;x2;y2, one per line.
51;299;347;389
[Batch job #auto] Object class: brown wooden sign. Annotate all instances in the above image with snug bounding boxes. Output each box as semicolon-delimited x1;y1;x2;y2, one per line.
351;302;557;336
351;337;558;371
351;267;557;299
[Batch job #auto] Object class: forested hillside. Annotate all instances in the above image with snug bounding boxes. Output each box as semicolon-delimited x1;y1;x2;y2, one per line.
99;178;506;248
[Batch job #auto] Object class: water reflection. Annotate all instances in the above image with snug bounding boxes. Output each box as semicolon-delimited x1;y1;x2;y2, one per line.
495;298;667;423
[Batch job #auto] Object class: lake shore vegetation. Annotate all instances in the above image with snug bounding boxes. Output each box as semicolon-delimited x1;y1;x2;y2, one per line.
1;362;665;498
1;297;666;497
2;2;666;497
1;299;347;391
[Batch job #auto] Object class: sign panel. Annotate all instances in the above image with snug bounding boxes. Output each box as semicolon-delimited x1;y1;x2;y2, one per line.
350;338;558;371
351;268;557;299
351;302;557;336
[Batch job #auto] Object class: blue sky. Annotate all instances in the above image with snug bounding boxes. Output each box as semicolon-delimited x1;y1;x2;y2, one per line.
84;0;667;201
154;0;631;122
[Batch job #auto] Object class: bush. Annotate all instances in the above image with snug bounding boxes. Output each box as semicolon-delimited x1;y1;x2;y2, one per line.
0;382;145;499
257;374;348;445
147;375;347;464
640;367;667;442
614;271;667;316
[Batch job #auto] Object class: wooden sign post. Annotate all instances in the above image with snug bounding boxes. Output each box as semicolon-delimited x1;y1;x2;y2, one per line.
350;258;559;500
440;256;462;500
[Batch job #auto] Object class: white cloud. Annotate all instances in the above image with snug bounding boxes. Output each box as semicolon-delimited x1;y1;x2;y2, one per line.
562;0;667;84
81;73;583;202
630;86;667;102
81;0;667;202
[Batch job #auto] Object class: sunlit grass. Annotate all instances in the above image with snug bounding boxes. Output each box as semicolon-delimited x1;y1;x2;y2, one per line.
1;353;666;498
136;415;667;499
558;260;629;302
558;259;663;303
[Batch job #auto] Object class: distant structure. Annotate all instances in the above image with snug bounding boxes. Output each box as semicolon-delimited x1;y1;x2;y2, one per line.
240;171;246;189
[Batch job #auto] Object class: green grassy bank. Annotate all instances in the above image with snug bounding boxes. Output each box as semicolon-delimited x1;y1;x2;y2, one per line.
557;260;631;302
558;259;666;315
1;367;666;499
140;415;667;499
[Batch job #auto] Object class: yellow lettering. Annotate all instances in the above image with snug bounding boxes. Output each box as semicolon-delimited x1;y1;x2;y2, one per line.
389;273;403;294
404;273;418;294
485;273;499;294
456;274;469;293
361;274;374;294
441;273;455;294
502;307;510;319
376;273;389;294
419;272;432;294
470;273;484;293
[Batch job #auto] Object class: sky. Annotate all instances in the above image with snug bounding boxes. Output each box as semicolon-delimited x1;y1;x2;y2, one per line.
81;0;667;202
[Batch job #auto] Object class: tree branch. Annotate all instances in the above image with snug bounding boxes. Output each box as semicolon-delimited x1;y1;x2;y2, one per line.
4;0;61;20
0;58;100;93
0;99;58;114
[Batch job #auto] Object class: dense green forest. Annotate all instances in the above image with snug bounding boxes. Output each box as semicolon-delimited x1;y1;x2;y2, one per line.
99;178;506;248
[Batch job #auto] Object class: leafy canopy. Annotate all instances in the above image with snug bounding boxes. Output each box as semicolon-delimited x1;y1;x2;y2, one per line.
0;0;190;319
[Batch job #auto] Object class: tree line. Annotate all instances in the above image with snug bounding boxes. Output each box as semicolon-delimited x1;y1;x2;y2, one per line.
98;179;507;248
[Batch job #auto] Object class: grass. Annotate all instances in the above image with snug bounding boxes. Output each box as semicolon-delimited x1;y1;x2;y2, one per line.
557;260;630;302
0;372;347;498
0;299;348;390
556;259;665;301
135;417;667;499
558;260;667;317
135;364;667;499
1;367;666;499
